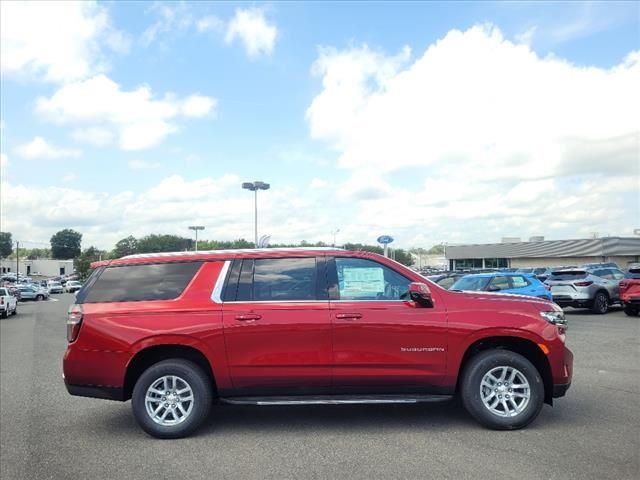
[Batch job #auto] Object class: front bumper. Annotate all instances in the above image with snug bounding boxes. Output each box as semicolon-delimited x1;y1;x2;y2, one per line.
553;382;571;398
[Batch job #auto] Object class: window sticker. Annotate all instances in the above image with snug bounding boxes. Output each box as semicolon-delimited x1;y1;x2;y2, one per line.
341;267;385;297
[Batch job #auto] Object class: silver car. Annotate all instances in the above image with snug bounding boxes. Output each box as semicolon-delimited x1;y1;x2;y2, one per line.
545;267;625;314
17;285;49;301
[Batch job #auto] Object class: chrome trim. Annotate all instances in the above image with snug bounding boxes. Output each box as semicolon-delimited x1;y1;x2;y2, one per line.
211;260;231;303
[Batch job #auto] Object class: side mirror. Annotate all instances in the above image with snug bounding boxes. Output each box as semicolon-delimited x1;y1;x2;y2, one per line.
409;282;434;308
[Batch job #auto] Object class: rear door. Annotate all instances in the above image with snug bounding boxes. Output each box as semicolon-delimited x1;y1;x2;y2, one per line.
221;256;332;392
329;256;447;390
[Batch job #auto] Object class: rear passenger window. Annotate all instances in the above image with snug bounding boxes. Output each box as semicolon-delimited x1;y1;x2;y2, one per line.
80;262;202;303
253;258;317;301
488;276;510;291
511;276;530;288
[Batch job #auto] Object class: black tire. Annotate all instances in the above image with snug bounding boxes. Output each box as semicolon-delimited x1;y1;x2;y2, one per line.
131;359;212;439
36;295;44;301
623;305;639;317
0;310;7;319
460;350;544;430
11;305;17;315
591;291;609;314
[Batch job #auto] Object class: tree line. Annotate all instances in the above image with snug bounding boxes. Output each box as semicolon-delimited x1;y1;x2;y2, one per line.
1;230;419;278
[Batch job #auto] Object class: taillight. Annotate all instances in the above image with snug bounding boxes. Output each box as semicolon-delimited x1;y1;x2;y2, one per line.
67;304;83;342
0;297;3;305
574;281;593;287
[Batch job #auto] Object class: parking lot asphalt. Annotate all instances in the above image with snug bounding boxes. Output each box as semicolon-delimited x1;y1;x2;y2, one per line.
1;295;638;480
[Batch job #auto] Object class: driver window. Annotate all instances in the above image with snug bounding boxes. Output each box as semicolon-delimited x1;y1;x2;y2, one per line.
335;258;410;301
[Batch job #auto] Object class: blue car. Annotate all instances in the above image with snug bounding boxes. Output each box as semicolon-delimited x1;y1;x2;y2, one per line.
450;272;553;301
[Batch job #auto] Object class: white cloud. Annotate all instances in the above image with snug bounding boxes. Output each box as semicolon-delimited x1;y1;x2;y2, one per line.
197;15;224;33
181;95;218;117
141;2;193;47
308;26;639;178
306;25;640;245
71;127;114;147
128;160;161;171
225;8;278;58
1;0;129;83
0;153;8;169
14;137;82;160
36;74;217;150
61;172;77;183
310;178;329;189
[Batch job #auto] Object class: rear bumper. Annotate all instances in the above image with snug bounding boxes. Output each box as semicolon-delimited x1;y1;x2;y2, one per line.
553;296;592;308
65;380;124;401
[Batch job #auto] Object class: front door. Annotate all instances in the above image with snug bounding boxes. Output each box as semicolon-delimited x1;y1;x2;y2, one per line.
222;256;332;392
329;257;448;390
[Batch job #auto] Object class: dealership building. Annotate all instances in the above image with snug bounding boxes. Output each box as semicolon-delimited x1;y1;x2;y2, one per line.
0;258;75;277
445;236;640;270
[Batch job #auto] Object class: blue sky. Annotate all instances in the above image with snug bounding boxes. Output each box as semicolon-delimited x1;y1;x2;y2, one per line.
1;1;639;251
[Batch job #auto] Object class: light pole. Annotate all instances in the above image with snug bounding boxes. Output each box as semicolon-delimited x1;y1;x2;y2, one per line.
242;181;270;247
188;226;205;252
332;229;340;247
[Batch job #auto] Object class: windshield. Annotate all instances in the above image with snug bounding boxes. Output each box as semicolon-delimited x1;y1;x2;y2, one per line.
451;276;490;291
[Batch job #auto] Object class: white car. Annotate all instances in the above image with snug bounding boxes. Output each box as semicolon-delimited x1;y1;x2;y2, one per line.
0;287;18;318
47;281;64;294
64;281;82;293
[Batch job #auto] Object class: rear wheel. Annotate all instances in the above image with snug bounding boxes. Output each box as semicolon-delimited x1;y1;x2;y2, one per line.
132;359;212;439
591;291;608;314
624;305;639;317
460;350;544;430
11;304;17;315
1;310;7;319
36;295;44;301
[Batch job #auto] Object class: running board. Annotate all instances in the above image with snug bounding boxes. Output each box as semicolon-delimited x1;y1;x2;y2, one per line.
220;394;453;406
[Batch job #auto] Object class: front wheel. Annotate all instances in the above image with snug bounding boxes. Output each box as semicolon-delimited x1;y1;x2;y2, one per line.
132;359;212;439
624;305;639;317
36;295;44;301
460;350;544;430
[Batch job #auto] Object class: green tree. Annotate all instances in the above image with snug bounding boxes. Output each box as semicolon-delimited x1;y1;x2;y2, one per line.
50;229;82;259
198;238;254;250
27;248;51;260
75;246;106;278
111;235;138;258
0;232;12;258
136;234;192;253
427;244;445;255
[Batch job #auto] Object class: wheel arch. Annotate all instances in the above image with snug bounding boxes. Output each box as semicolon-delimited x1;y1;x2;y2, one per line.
457;336;554;405
123;344;217;401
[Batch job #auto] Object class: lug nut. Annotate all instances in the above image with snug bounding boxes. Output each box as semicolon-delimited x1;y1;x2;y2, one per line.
164;403;169;407
161;397;166;401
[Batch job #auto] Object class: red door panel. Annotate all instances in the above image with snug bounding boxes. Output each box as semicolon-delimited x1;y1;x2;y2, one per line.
222;302;332;390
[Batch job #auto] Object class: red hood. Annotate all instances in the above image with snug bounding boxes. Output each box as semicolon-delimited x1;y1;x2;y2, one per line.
452;289;558;310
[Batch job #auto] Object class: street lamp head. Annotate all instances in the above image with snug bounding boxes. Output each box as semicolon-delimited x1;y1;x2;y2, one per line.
188;226;205;231
242;182;256;191
254;181;270;191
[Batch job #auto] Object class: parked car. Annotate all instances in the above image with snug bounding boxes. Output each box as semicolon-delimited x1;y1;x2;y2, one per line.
17;285;49;301
64;281;83;293
619;267;640;316
450;272;552;300
64;248;572;438
47;281;64;294
0;287;18;318
582;262;620;270
544;267;625;314
427;272;468;289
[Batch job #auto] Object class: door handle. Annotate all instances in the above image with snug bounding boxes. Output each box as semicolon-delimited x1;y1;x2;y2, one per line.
335;313;362;320
235;314;262;321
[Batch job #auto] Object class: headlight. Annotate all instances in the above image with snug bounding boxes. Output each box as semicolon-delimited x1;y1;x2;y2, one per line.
540;311;567;332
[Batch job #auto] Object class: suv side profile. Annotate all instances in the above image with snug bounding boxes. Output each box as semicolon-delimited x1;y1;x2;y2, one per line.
63;248;573;438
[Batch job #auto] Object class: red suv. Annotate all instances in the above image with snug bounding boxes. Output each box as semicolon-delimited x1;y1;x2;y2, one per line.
620;267;640;316
63;248;572;438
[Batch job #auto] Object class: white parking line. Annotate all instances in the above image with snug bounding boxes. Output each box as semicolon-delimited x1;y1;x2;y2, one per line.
48;298;59;302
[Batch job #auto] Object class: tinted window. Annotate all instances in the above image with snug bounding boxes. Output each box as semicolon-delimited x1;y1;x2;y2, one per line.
626;268;640;279
436;277;457;289
547;271;588;281
80;262;202;303
451;276;490;291
253;258;317;301
335;258;410;300
0;288;7;296
488;276;510;291
610;269;625;280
